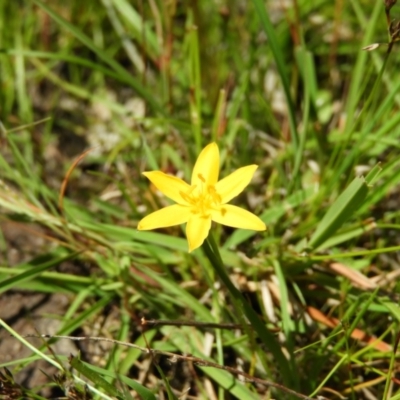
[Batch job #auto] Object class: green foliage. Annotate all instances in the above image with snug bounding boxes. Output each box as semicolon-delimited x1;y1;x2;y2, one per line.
1;0;400;399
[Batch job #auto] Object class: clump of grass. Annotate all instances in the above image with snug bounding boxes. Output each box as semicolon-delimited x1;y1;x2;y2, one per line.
1;1;400;399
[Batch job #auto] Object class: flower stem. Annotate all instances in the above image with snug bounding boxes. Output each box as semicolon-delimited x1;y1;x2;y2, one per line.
202;235;295;389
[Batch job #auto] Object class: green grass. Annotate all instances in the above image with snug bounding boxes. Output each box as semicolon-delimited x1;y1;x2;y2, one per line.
1;0;400;399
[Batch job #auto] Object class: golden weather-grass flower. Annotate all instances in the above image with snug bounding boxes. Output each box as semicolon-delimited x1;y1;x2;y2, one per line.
138;143;266;252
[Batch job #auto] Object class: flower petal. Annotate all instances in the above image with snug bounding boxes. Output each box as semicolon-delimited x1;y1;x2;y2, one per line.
215;165;258;203
210;204;266;231
191;143;219;187
143;171;191;205
186;215;212;252
138;204;190;230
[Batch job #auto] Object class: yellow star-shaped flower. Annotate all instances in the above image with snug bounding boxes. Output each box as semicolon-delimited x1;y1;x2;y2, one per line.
138;143;266;252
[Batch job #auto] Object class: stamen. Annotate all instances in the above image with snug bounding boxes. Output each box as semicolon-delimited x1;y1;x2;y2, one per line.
179;186;196;203
207;185;221;203
197;173;205;183
179;191;190;202
180;179;223;218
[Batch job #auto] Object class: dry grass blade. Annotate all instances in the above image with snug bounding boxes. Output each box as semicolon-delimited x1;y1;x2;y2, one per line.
306;306;392;352
328;262;377;290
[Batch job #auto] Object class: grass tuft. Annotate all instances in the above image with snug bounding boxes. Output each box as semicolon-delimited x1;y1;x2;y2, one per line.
1;1;400;399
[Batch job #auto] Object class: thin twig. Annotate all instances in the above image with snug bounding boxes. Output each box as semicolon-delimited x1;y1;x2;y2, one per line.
141;317;280;332
23;334;324;400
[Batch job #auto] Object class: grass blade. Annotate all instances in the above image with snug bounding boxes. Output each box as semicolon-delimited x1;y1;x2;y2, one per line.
33;0;163;114
308;176;369;250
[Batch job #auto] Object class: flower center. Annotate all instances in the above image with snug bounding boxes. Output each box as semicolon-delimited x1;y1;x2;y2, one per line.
180;173;222;217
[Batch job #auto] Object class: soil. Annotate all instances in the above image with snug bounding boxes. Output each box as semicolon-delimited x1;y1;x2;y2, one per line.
0;221;79;398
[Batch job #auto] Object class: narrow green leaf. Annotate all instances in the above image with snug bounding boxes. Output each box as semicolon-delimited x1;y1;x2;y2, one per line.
315;220;376;251
58;294;115;336
162;326;260;400
72;361;157;400
111;0;160;60
224;187;314;249
364;163;382;186
308;176;369;250
141;136;160;171
203;237;295;390
0;252;79;294
251;0;299;171
70;356;123;398
119;375;157;400
33;0;163;114
380;300;400;322
155;364;179;400
3;49;122;79
119;329;157;375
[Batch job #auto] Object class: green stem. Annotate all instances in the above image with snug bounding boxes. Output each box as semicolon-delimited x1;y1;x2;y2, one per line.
202;236;295;390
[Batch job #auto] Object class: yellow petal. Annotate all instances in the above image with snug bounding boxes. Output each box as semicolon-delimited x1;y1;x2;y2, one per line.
143;171;191;205
186;215;212;252
210;204;266;231
138;204;191;230
215;165;258;204
191;143;219;187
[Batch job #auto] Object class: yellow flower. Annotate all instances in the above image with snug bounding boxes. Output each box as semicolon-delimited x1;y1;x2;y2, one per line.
138;143;266;252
